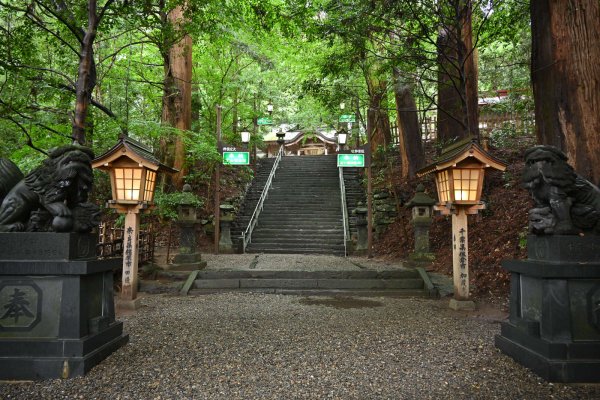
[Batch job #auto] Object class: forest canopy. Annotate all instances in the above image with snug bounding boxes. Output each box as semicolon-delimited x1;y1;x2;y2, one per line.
1;0;597;186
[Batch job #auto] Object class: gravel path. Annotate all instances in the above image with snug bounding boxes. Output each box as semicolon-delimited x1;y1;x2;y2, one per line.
2;293;599;399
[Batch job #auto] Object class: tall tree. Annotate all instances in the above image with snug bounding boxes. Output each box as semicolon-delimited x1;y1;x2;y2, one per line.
161;4;192;188
392;68;424;178
0;0;118;147
435;0;479;143
531;0;600;184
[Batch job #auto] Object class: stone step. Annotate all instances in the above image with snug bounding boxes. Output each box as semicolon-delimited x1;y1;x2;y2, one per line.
245;247;345;255
252;225;343;231
247;244;345;252
247;237;344;245
249;231;343;239
262;201;341;207
193;278;423;290
248;228;343;235
196;270;418;279
249;238;344;246
264;196;341;204
187;288;428;297
255;218;342;223
256;214;342;220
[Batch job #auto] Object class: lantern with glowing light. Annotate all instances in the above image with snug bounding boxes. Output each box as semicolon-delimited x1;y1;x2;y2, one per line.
92;134;177;308
417;139;506;309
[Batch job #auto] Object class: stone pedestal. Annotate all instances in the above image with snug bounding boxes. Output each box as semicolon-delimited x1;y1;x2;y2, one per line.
354;207;368;255
167;222;206;271
495;235;600;383
0;233;128;380
409;218;435;262
219;204;235;254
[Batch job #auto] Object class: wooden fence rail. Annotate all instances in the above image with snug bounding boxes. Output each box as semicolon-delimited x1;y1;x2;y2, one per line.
390;112;535;146
97;222;155;265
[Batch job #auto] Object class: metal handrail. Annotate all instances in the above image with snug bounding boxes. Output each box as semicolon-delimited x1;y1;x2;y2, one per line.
242;146;283;253
339;167;349;257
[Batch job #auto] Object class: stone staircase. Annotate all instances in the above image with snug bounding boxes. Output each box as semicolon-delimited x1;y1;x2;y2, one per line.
231;157;276;252
245;155;345;255
189;269;438;298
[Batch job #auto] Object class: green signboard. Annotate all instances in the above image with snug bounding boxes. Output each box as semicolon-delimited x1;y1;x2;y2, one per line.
339;114;356;123
223;151;250;165
337;153;365;168
257;117;273;125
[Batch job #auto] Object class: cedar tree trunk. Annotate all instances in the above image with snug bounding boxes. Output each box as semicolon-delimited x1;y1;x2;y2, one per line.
436;0;479;144
531;0;600;184
393;68;425;178
367;79;392;154
161;5;192;188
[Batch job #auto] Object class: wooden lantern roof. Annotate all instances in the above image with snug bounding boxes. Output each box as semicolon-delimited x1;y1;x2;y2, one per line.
417;138;507;177
92;134;178;174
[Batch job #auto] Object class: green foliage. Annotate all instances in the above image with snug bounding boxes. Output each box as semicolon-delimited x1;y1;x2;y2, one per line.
518;228;528;250
489;122;521;148
0;0;535;183
153;190;204;221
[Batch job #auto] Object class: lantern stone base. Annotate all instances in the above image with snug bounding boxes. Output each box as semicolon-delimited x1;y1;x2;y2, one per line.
449;298;476;311
495;235;600;383
116;297;142;311
408;252;435;262
168;253;207;271
0;233;128;380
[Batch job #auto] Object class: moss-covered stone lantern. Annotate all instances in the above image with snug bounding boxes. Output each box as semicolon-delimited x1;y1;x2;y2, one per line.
406;184;436;261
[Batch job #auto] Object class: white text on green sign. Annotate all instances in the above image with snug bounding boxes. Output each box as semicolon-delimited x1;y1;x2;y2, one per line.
339;114;356;123
337;153;365;167
257;117;272;125
223;152;250;165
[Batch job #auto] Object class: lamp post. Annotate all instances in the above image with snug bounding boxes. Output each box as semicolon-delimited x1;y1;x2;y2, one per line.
337;128;348;151
92;134;177;309
267;100;274;115
241;131;250;149
417;139;506;310
276;130;285;146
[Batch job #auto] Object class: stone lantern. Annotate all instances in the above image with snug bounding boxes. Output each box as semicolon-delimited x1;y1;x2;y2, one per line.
353;204;368;254
171;184;206;271
219;204;236;253
406;184;436;261
178;184;198;222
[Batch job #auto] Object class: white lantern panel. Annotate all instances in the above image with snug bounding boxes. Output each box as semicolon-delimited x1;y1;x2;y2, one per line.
143;170;157;202
115;167;142;201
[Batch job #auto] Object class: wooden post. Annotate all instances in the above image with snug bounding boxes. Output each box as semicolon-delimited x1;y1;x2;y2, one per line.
120;208;141;308
214;105;222;254
450;207;474;309
367;165;373;258
253;95;258;167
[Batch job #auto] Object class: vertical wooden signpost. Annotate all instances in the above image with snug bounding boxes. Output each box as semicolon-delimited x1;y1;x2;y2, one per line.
214;105;222;254
452;209;469;300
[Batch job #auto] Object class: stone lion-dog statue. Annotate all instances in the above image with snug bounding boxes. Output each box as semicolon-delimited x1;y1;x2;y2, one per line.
0;145;100;232
523;145;600;235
